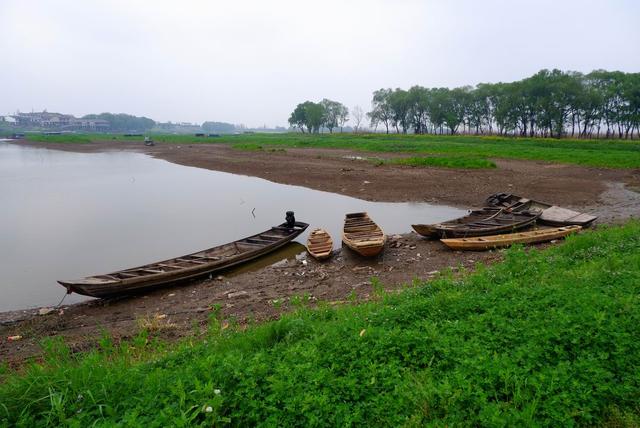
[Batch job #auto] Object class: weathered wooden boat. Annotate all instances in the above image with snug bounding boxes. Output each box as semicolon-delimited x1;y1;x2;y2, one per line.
486;193;597;227
306;228;334;260
58;214;309;298
440;225;581;251
412;205;541;238
342;212;386;257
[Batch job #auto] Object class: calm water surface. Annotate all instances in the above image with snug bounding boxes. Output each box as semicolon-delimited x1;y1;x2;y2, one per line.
0;142;465;311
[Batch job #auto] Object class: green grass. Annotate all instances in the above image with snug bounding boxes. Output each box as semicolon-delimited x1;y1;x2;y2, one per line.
25;134;92;144
27;132;640;168
388;156;497;169
1;222;640;426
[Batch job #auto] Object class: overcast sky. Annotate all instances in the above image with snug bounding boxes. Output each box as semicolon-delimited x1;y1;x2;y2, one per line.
1;0;638;127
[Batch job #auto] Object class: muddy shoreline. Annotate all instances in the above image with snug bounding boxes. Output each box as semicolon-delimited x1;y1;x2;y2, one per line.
1;139;638;364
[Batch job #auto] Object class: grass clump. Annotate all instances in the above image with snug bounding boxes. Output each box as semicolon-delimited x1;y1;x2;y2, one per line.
1;222;640;426
25;134;92;144
390;155;496;169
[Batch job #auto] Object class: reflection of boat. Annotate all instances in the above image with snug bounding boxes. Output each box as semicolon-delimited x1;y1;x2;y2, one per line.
342;212;385;257
412;204;541;238
441;225;581;251
486;193;597;227
306;228;333;260
58;216;309;298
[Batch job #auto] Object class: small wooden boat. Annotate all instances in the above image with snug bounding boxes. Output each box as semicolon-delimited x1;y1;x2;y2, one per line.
342;212;385;257
306;228;334;260
486;193;597;227
440;225;581;251
412;205;541;238
58;215;309;298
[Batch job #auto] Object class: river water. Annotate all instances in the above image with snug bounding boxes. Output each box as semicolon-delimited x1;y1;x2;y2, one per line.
0;142;465;311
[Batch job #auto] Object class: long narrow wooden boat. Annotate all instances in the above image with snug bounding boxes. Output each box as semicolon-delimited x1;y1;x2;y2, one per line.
306;228;334;260
440;225;581;251
58;218;309;298
412;204;541;238
486;193;597;227
342;212;386;257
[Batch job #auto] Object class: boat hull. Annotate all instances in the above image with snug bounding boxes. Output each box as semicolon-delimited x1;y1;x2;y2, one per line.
441;225;581;251
342;212;386;257
306;228;334;260
58;221;309;298
486;193;597;227
413;206;540;238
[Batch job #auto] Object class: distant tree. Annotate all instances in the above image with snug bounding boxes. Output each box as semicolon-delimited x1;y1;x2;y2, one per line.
202;121;235;133
388;89;410;133
82;113;155;132
288;103;308;133
289;101;325;133
337;104;349;132
368;88;393;133
306;102;326;133
320;99;348;133
352;105;364;133
407;86;429;134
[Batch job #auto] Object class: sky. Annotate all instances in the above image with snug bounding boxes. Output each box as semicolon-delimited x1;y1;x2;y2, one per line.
1;0;638;127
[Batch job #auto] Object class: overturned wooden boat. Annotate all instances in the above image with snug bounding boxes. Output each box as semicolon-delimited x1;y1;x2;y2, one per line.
306;228;334;260
441;225;581;251
342;212;385;257
486;193;597;227
58;215;309;298
412;205;541;238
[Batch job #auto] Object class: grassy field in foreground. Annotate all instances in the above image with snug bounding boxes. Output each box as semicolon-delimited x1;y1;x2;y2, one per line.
1;222;640;426
26;132;640;168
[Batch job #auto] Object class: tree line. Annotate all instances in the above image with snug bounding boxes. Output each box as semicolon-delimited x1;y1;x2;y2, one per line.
289;69;640;139
82;113;155;132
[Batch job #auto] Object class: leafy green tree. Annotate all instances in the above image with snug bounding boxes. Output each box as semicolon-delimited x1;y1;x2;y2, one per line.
388;89;410;133
368;89;394;134
288;103;308;133
320;99;348;133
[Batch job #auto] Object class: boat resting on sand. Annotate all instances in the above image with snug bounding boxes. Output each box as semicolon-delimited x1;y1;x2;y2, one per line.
342;212;386;257
58;218;309;298
412;204;541;238
306;228;334;260
486;193;597;227
440;225;581;251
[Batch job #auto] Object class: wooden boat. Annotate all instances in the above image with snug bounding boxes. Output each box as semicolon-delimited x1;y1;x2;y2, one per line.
486;193;597;227
440;225;581;251
412;205;541;238
342;212;386;257
58;217;309;298
306;228;334;260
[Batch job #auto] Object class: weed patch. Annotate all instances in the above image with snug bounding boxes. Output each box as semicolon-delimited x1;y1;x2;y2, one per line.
389;156;496;169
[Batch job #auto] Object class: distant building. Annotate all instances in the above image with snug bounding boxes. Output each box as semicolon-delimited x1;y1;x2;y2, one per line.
69;118;110;130
9;111;110;130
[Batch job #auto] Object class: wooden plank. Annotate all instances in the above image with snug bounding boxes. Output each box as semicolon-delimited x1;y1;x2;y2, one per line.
176;258;206;264
118;272;138;278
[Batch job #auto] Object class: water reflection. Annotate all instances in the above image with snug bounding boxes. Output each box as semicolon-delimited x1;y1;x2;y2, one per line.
0;142;465;311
